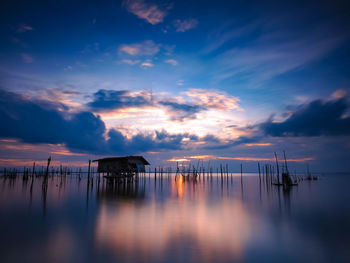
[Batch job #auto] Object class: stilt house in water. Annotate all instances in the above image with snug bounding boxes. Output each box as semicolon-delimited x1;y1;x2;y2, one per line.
93;156;150;178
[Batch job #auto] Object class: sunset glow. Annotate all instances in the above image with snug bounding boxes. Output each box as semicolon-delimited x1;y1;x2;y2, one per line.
0;0;349;172
1;1;350;263
167;155;315;163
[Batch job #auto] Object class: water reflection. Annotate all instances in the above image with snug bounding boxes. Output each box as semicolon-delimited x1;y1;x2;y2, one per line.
0;173;349;263
97;179;145;201
175;174;184;198
95;196;252;262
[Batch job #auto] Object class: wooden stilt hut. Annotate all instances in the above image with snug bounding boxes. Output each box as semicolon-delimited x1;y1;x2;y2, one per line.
93;156;150;178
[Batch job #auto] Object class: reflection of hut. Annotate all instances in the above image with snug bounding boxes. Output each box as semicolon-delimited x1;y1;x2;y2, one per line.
93;156;150;178
97;178;146;201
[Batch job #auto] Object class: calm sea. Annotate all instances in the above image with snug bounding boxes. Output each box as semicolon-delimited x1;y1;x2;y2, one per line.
0;173;349;262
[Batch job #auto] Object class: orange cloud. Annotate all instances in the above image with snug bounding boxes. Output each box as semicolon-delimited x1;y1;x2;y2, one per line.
0;158;94;167
167;158;190;162
188;155;215;160
183;89;242;111
245;143;273;147
28;88;82;110
168;155;314;162
4;144;39;151
1;140;87;157
123;0;172;25
50;150;87;156
0;139;17;143
332;89;347;99
218;156;315;162
119;40;160;56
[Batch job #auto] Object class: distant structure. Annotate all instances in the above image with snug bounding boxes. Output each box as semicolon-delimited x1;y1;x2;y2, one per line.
93;156;150;178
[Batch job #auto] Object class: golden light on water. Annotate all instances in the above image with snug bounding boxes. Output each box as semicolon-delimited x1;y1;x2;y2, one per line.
95;179;255;262
175;175;184;197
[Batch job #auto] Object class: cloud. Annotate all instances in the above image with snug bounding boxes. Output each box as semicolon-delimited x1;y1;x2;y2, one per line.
119;40;160;56
100;129;191;154
122;0;172;25
332;89;348;99
202;134;221;143
0;89;200;155
17;24;33;33
120;59;141;65
0;89;106;152
158;89;241;121
141;61;154;67
87;88;208;121
119;46;139;56
215;31;346;84
173;19;198;32
87;88;242;122
33;88;81;108
88;89;205;121
202;135;263;150
203;20;259;54
164;59;178;66
88;89;152;112
183;89;242;111
245;143;272;147
20;53;34;63
158;89;242;121
0;158;89;167
208;11;349;85
158;100;204;121
128;130;195;152
261;98;350;137
176;80;184;86
167;155;314;162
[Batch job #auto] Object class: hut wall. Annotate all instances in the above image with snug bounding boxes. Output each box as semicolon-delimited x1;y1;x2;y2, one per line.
98;160;127;173
97;157;148;174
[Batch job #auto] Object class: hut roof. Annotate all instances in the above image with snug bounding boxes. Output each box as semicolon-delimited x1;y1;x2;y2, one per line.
93;156;150;165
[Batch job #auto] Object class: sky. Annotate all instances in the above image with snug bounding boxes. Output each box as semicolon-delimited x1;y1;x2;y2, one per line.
0;0;350;172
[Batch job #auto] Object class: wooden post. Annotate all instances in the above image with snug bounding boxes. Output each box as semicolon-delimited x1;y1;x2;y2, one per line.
274;152;280;185
32;162;36;177
45;156;51;178
240;163;243;188
30;162;35;193
88;160;91;182
283;150;289;174
240;163;243;180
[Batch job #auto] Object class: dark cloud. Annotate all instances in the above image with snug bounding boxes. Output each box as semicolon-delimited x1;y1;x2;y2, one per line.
107;130;188;154
261;98;350;137
0;89;107;152
87;89;208;121
201;134;221;143
202;135;263;150
202;98;350;150
0;89;198;154
88;89;151;111
158;100;204;121
127;130;192;152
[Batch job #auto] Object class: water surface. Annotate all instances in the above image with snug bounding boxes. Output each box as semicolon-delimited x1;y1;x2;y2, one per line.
0;173;349;262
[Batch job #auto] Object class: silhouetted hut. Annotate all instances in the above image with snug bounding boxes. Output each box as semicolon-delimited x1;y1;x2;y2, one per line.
93;156;150;178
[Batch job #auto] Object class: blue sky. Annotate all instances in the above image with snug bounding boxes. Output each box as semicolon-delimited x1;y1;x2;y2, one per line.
0;0;350;172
